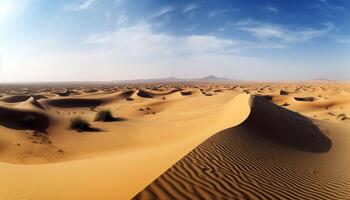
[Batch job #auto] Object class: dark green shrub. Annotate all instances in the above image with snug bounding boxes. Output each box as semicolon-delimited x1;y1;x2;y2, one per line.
70;116;92;131
95;110;116;122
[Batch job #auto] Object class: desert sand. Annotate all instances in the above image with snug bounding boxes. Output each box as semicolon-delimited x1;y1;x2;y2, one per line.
0;82;349;199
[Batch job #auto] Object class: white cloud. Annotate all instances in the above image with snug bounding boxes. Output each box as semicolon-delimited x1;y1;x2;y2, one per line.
84;23;239;56
182;3;199;13
263;6;279;13
239;24;284;39
66;0;96;11
150;6;174;18
232;19;334;42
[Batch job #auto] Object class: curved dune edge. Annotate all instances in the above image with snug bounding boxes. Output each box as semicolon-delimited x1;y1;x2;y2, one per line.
133;97;350;200
0;93;251;200
0;104;50;132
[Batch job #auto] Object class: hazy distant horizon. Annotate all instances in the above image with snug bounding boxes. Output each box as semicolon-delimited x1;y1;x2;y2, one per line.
0;74;349;84
1;0;349;82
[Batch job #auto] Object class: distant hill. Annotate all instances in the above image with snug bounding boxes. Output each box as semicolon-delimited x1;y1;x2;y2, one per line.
197;75;231;82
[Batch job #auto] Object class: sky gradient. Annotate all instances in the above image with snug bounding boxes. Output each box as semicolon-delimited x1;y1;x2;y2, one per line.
0;0;349;82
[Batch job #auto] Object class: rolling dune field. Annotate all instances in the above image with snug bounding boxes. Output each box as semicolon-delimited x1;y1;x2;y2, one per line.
0;82;349;199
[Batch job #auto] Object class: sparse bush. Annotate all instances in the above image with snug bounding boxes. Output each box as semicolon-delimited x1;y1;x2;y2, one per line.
70;116;92;131
20;114;37;128
89;106;96;111
95;110;116;122
338;113;349;121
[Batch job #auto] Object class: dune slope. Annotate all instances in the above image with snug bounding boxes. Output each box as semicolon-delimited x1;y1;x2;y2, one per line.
134;96;350;200
0;90;251;200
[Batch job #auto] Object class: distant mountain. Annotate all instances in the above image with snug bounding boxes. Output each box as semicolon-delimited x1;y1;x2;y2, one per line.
197;75;231;82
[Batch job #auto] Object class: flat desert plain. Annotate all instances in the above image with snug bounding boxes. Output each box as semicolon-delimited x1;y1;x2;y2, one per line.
0;82;349;200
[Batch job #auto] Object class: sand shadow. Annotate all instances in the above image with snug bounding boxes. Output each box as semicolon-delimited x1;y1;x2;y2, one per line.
46;98;102;108
0;106;50;132
242;96;331;153
137;90;154;98
75;127;102;133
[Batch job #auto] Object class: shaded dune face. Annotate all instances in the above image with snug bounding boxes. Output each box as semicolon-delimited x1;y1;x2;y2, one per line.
1;95;31;103
121;90;134;98
137;90;154;98
56;90;72;97
45;98;102;108
180;91;192;96
246;96;331;153
1;95;47;103
294;97;316;102
0;105;49;132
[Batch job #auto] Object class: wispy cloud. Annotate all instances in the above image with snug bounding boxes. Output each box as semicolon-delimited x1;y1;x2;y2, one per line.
231;19;334;42
184;24;198;32
84;22;287;67
66;0;96;11
263;6;279;13
208;9;227;18
317;0;344;9
182;3;199;13
150;6;175;18
337;38;350;44
84;23;238;55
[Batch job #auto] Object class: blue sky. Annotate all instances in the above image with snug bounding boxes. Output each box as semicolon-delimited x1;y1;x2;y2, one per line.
0;0;349;82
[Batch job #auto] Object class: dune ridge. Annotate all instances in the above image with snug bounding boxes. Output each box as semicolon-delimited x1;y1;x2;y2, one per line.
134;96;350;200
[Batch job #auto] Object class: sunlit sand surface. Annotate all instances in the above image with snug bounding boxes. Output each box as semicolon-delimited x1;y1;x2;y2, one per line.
0;82;349;199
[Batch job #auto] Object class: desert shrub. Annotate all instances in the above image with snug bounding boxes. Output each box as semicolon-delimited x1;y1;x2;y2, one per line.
70;116;92;131
338;113;349;121
89;106;96;111
20;114;37;128
95;110;116;122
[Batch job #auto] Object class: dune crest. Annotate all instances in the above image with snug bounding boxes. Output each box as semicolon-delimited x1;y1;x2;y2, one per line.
134;95;348;200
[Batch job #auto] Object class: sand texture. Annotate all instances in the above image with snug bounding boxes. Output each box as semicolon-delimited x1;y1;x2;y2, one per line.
0;82;349;199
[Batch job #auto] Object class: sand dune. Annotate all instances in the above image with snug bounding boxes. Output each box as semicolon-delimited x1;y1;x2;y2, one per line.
0;85;252;199
44;97;104;108
1;95;33;103
20;97;46;110
0;82;349;199
0;94;47;103
134;93;350;200
0;104;50;131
